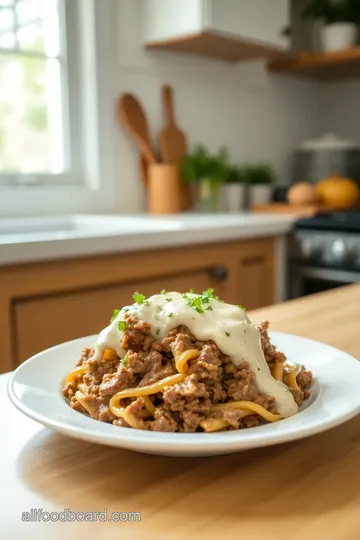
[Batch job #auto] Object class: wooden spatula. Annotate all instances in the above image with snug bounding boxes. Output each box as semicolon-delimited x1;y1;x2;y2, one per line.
160;84;187;163
160;84;191;209
117;94;157;172
139;155;148;187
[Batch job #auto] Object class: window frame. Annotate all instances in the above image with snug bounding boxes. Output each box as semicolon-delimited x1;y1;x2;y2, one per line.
0;0;117;215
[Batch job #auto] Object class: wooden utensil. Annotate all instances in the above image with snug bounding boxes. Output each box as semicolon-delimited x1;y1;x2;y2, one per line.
139;155;148;186
117;93;157;173
160;84;191;209
160;84;187;163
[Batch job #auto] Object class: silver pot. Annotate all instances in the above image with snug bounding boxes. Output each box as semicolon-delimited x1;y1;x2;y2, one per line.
292;133;360;186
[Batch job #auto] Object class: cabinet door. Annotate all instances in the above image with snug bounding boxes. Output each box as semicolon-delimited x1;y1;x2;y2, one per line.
142;0;204;42
210;0;290;49
237;243;275;310
14;268;226;364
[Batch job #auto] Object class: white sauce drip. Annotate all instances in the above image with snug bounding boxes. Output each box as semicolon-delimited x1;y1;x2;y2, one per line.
94;292;298;418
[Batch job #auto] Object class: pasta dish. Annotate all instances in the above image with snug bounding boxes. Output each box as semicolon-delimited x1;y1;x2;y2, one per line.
63;290;312;432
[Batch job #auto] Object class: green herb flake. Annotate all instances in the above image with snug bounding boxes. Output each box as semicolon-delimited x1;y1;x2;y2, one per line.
161;289;167;295
225;332;231;337
123;307;129;313
118;320;126;331
156;306;162;312
165;298;172;302
122;356;128;367
185;288;225;314
168;312;174;318
110;309;120;323
132;291;150;305
237;304;247;311
156;327;160;336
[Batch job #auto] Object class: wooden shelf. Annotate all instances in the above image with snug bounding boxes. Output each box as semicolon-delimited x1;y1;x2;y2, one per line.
268;47;360;81
146;31;287;63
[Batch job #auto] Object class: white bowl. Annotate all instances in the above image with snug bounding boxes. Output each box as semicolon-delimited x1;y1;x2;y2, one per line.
7;332;360;457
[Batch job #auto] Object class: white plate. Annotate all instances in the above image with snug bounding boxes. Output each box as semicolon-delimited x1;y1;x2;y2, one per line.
7;332;360;457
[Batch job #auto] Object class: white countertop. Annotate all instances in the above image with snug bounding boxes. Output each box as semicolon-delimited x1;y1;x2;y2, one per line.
0;213;296;266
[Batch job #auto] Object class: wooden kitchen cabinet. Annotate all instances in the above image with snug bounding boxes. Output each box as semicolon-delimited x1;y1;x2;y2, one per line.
143;0;290;62
0;237;276;372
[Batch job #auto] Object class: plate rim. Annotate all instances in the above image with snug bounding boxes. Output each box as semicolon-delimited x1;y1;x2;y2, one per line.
7;332;360;453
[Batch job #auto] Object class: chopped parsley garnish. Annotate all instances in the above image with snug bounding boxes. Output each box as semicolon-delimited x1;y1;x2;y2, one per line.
165;298;171;302
156;306;162;312
156;327;160;336
225;332;231;337
237;304;247;311
161;289;167;295
123;307;129;313
168;312;174;318
110;309;120;323
122;356;128;366
185;288;223;314
118;320;126;331
132;291;150;305
187;295;205;314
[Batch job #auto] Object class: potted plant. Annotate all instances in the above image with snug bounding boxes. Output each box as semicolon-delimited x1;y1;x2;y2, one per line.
245;163;276;207
222;166;246;212
302;0;359;52
182;145;230;212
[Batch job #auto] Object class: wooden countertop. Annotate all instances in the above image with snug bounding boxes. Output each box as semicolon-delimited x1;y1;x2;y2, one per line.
2;285;360;539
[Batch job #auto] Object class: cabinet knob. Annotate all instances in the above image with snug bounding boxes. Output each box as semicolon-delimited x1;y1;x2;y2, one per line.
210;265;228;281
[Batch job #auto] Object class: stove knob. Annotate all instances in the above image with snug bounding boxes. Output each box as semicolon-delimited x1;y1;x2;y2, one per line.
300;238;321;259
330;239;350;263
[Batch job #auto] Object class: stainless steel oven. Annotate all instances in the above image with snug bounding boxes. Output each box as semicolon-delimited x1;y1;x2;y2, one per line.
290;265;360;298
289;212;360;299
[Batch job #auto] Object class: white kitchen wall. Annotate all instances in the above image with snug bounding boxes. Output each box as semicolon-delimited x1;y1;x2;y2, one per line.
319;81;360;143
114;0;321;213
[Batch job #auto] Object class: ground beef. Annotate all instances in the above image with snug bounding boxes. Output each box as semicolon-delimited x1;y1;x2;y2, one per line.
151;406;178;432
297;369;313;389
138;350;176;386
99;367;134;397
64;319;312;432
259;320;286;370
121;315;153;351
72;395;116;422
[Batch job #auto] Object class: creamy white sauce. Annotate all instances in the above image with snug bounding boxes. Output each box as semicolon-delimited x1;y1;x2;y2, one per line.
94;292;297;417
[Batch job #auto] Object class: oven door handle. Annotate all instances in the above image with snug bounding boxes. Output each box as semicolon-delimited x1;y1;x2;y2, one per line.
294;266;360;284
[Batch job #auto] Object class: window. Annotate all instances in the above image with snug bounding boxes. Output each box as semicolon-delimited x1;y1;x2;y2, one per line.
0;0;72;184
0;0;117;215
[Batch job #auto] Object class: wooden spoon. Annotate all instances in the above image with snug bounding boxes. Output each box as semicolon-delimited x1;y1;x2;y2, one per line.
160;84;187;164
117;93;157;170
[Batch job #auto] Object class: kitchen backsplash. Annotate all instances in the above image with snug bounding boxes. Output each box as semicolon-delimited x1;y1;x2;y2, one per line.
112;0;359;214
114;0;321;213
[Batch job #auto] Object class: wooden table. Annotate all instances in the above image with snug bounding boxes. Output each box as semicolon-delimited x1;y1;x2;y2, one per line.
2;285;360;540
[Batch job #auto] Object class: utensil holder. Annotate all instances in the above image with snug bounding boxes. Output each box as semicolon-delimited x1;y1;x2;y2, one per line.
148;164;181;215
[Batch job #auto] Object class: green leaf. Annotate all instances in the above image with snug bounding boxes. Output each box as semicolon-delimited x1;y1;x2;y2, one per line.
118;320;126;331
132;292;149;305
110;309;120;323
